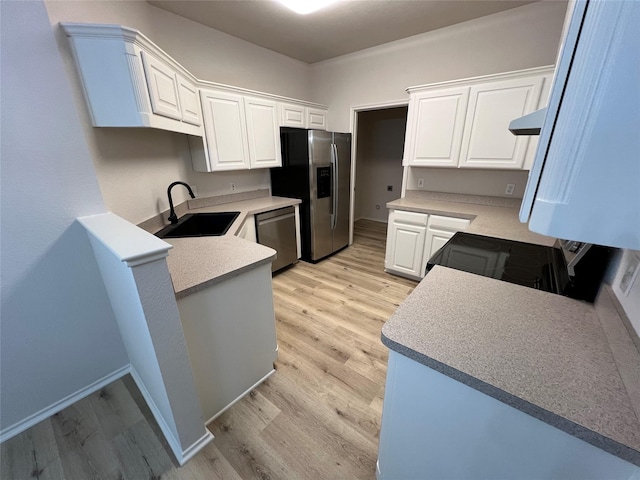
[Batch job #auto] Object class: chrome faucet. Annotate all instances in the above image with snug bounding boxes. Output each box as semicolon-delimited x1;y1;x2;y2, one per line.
167;181;195;224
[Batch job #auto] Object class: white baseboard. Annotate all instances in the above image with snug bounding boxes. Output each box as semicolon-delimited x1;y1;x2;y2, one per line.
358;216;388;224
0;364;130;443
179;430;214;466
204;369;275;425
129;367;213;466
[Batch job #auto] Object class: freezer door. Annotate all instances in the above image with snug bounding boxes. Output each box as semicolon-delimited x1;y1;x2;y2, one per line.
332;132;352;251
309;130;334;261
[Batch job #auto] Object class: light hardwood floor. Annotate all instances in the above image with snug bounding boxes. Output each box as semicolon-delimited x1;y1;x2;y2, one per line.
0;220;416;479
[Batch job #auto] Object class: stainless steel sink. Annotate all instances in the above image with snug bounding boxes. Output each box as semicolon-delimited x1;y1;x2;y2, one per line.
155;212;240;238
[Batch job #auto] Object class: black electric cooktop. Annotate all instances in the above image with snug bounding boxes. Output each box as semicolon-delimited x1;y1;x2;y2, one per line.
427;232;569;294
427;232;614;302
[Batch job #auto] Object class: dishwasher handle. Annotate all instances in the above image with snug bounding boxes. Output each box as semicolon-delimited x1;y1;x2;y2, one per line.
255;206;296;225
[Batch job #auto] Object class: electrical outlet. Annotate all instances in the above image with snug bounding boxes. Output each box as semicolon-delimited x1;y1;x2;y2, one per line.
230;182;237;192
418;178;425;188
505;183;515;195
387;185;393;192
620;253;640;296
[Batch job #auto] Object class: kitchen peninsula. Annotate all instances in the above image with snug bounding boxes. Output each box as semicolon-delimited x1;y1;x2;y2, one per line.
144;191;302;423
377;192;640;478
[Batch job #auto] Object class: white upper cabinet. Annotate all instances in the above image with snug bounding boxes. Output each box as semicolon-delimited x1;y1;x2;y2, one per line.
177;75;202;126
141;51;183;121
404;67;554;170
61;23;202;136
459;76;544;169
244;97;281;169
279;103;329;130
404;87;470;167
61;23;328;172
307;107;328;130
200;90;250;171
279;103;306;128
195;92;282;172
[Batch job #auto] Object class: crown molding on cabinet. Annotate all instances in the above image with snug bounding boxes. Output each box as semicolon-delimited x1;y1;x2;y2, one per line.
60;22;327;109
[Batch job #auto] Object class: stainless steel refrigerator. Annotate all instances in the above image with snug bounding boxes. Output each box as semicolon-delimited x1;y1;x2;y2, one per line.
271;128;351;262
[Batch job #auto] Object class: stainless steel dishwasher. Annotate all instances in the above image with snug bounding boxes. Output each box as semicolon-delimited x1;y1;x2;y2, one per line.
255;206;298;273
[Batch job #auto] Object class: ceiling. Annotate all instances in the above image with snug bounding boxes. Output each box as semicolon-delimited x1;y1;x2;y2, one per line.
147;0;538;63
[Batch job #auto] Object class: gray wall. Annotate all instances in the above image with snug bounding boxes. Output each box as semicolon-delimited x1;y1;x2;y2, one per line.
0;0;127;433
355;108;407;222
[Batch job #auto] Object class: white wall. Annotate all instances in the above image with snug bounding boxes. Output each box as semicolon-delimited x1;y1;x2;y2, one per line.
406;168;530;198
311;1;567;199
45;1;313;225
0;0;127;433
355;108;407;222
311;1;567;132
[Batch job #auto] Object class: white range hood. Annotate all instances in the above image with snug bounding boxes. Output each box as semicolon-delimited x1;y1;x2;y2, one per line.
508;107;547;136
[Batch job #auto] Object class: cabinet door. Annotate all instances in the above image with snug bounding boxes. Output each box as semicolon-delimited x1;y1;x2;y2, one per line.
140;51;182;121
279;103;307;128
177;75;202;126
459;76;544;169
244;97;281;169
307;107;328;130
200;90;250;171
422;215;471;276
405;87;470;167
385;210;428;279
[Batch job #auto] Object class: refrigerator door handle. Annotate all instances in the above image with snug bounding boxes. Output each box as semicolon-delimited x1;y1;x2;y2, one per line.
330;143;338;230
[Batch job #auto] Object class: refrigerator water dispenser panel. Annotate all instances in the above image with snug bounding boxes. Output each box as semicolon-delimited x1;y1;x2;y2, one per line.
317;166;331;198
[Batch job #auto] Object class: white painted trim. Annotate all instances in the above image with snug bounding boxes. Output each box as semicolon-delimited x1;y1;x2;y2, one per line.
78;212;171;266
60;22;326;109
0;365;130;443
401;166;410;197
359;216;388;224
349;100;410;243
179;430;215;466
406;65;555;92
0;362;214;466
203;369;276;425
129;367;184;465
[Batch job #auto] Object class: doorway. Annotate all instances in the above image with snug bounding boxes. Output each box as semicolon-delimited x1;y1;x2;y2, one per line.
353;106;408;224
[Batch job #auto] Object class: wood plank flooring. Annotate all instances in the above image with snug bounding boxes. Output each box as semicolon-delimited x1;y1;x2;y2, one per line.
0;220;416;479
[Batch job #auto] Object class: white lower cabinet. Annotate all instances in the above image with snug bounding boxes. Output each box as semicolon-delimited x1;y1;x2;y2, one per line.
385;210;470;280
422;215;471;275
176;263;277;423
385;210;428;279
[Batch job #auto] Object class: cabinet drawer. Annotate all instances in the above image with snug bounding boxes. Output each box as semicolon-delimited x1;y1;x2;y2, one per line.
391;210;428;226
427;215;470;232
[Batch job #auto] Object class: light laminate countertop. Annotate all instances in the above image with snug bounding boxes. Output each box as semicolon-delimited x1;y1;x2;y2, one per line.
387;190;556;246
382;192;640;466
149;194;301;299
